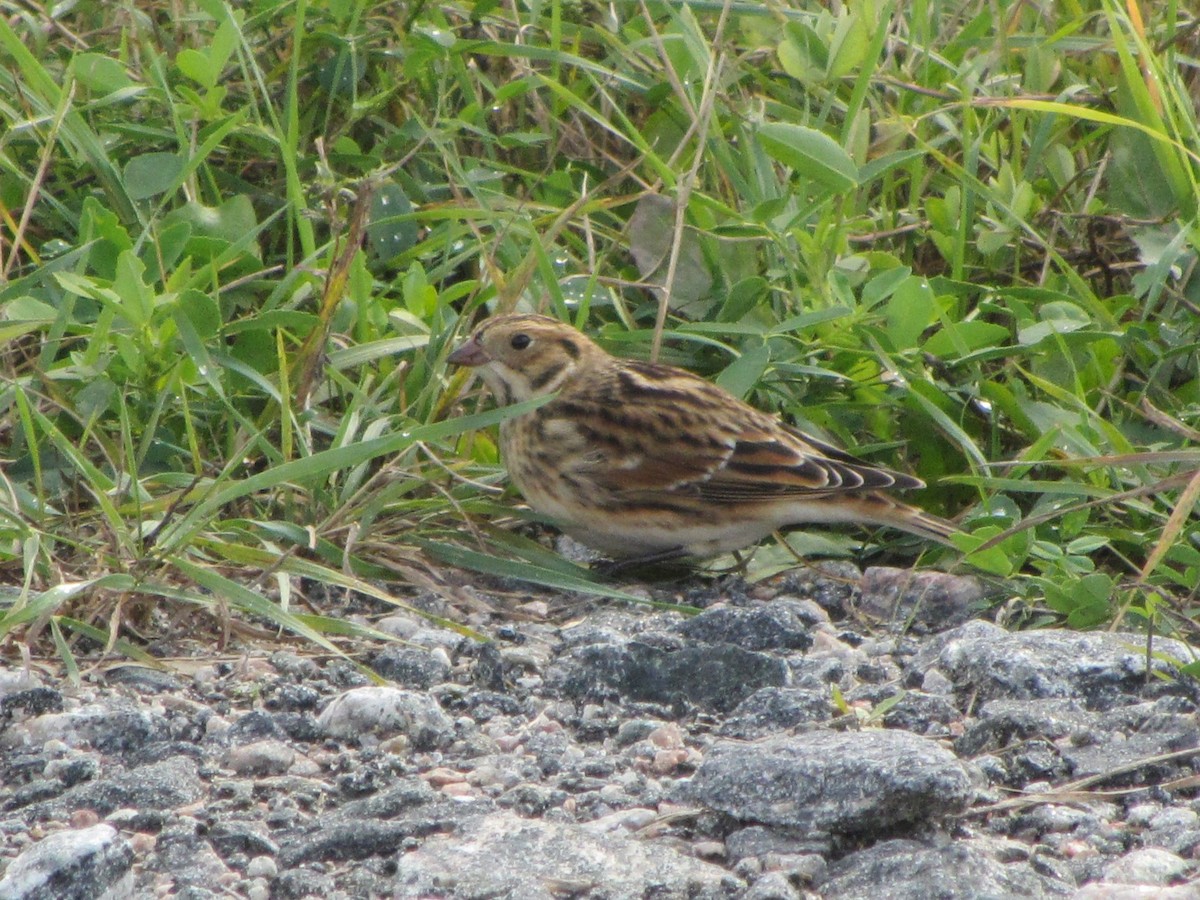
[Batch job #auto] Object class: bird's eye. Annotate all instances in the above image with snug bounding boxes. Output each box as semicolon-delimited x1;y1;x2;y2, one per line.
510;333;531;350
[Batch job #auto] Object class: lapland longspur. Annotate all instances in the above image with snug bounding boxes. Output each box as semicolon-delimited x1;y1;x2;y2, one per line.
448;314;954;563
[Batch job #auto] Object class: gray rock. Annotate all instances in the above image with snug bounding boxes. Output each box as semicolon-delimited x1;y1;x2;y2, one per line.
0;824;133;900
393;810;742;898
744;870;803;899
0;672;44;700
318;687;453;748
816;838;1073;898
1102;847;1192;885
690;730;972;832
225;739;295;776
923;623;1196;706
1061;730;1199;782
955;698;1097;756
762;562;862;618
546;640;787;712
725;825;831;861
1073;886;1200;899
8;702;166;753
156;822;233;889
718;687;830;738
857;567;987;631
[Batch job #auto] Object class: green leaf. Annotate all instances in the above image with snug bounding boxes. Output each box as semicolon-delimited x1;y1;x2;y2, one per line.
884;276;936;349
70;53;134;94
954;527;1017;577
177;48;217;88
861;266;911;310
1017;301;1092;345
124;153;185;201
165;196;259;245
826;10;868;78
716;344;771;399
368;182;417;262
922;321;1010;359
757;123;859;193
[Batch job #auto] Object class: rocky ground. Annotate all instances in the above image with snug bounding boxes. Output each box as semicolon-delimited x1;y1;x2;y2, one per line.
2;560;1200;899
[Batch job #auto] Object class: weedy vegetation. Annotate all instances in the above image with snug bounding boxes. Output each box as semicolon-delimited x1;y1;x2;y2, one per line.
1;0;1199;672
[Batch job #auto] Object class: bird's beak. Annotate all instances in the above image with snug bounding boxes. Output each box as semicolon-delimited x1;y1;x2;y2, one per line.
447;338;490;367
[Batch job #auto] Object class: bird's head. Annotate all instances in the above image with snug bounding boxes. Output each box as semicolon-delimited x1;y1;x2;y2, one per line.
447;314;599;404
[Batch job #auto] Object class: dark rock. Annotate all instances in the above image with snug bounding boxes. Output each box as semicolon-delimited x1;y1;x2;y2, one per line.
156;822;232;888
104;808;168;832
472;642;507;691
676;604;814;652
334;779;438;820
690;730;972;832
52;757;99;788
269;652;322;680
816;839;1073;898
497;782;568;815
103;666;184;693
266;683;321;712
955;698;1096;757
1002;739;1072;786
1062;730;1200;783
877;691;963;735
1;688;64;721
227;710;285;744
547;641;787;713
278;820;424;867
461;689;523;719
718;688;830;739
788;656;846;690
272;712;323;742
763;562;862;618
19;702;167;754
4;780;66;812
128;740;205;767
370;646;451;688
206;820;279;858
29;756;203;819
272;868;336;899
1;753;49;783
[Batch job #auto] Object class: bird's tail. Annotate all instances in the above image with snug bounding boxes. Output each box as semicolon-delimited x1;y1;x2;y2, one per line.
858;495;958;546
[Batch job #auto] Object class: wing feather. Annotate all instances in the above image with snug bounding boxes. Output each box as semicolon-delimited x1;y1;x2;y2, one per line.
554;359;922;504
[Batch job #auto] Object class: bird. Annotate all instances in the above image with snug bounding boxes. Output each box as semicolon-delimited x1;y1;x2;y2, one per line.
447;313;955;565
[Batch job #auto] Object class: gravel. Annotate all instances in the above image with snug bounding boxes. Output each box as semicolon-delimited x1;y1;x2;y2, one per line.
2;562;1200;898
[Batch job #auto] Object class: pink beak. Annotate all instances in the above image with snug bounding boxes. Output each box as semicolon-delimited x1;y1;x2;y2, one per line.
447;338;491;367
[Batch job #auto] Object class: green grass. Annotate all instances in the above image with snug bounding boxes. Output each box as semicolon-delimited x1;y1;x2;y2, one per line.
2;0;1199;665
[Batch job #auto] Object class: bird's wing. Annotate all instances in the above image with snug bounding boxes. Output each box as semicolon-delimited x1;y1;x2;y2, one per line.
695;421;923;503
552;367;739;494
560;360;920;502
